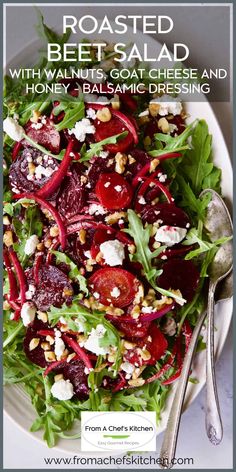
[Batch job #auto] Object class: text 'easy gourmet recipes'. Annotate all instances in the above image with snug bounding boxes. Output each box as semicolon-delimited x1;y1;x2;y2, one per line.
3;20;228;447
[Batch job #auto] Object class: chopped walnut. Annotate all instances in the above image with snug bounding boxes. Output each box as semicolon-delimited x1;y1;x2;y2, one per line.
115;152;127;174
96;107;112;122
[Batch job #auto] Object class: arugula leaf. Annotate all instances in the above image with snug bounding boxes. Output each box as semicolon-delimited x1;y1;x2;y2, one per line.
35;9;71;46
51;250;88;294
149;120;197;157
53;97;85;131
12;205;43;263
48;300;122;372
182;227;232;260
125;210;186;304
80;131;128;162
181;120;217;194
174;175;212;223
23;133;66;160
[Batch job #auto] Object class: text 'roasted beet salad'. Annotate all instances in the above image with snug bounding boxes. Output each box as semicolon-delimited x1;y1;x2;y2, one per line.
3;20;228;448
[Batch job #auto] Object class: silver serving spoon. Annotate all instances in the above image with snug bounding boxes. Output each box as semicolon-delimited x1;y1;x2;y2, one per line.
201;189;233;445
159;190;233;469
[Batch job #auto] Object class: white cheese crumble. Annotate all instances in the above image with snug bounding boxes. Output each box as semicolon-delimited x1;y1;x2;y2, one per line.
158;173;167;183
35;165;55;180
100;239;125;266
54;330;65;360
142;306;154;314
51;378;74;400
110;286;121;298
88;203;106;216
114;185;122;192
21;302;36;326
99;151;109;159
24;235;39;256
93;292;100;299
120;362;135;374
86;108;97;120
155;226;187;246
104;182;111;188
139;109;149;117
25;284;36;300
84;324;110;356
68;118;95;142
3;117;24;142
149;95;182;116
138;196;146;205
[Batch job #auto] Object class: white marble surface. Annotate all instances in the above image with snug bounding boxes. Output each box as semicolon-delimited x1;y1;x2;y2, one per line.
3;5;233;469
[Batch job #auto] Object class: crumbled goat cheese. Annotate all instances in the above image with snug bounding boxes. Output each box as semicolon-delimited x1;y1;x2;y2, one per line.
35;165;55;180
3;117;24;142
93;292;100;299
100;239;125;266
150;95;182;116
104;182;111;188
54;331;65;359
51;378;74;400
25;284;36;300
99;151;109;159
120;362;135;374
110;286;121;298
138;196;146;205
31;122;43;130
142;306;154;314
24;235;39;256
68;118;95;142
158;173;167;183
84;324;110;356
86;108;97;120
21;302;36;326
88;204;106;216
114;185;122;192
155;226;187;246
84;250;91;258
139;109;149;117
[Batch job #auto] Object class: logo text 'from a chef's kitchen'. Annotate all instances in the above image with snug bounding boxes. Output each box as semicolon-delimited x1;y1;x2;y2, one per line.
81;411;157;452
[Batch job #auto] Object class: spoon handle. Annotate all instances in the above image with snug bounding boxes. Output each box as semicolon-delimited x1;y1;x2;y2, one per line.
159;309;207;469
205;281;223;445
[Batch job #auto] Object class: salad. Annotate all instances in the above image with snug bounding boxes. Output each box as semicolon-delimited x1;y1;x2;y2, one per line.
3;15;230;447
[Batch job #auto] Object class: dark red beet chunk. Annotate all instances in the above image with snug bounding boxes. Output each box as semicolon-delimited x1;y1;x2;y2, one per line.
142;203;190;228
63;359;89;400
87;157;115;189
27;265;73;311
24;320;50;368
24;117;61;154
96;173;133;210
125;149;151;181
94;116;133;153
56;164;86;220
112;319;151;339
9;147;59;195
158;259;200;302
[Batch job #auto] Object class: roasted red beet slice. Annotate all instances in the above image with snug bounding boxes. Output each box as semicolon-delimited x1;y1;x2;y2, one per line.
27;265;73;311
63;358;89;400
158;259;200;302
56;164;86;220
142;202;190;228
145;323;168;362
9;147;59;195
96;173;133;210
112;319;151;339
24;320;51;368
24;117;61;154
94;116;134;153
87;157;115;189
89;268;140;308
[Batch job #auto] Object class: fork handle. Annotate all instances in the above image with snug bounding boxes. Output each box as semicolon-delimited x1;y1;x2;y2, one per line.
205;281;223;445
159;309;207;469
